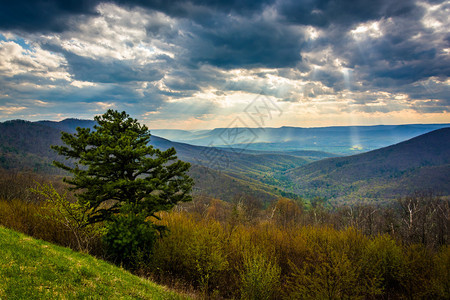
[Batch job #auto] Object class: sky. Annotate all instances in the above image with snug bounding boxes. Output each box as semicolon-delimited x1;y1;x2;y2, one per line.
0;0;449;129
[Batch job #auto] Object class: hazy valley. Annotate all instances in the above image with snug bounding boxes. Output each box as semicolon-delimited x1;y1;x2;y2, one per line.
1;119;449;204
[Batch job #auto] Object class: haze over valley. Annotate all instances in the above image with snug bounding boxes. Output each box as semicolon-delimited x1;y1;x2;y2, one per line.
1;118;448;204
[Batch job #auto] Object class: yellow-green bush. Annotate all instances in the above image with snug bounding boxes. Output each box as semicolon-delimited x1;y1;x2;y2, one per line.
362;234;403;296
150;211;449;299
0;198;69;244
433;246;450;298
151;213;229;295
0;198;103;255
239;248;281;300
285;227;383;299
398;244;441;298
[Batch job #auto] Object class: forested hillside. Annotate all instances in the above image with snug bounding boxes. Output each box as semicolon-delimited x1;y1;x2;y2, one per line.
287;128;450;203
1;118;449;299
0;119;319;203
1;119;449;204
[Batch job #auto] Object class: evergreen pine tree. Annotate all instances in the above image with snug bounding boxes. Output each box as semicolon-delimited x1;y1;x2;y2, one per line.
52;109;193;224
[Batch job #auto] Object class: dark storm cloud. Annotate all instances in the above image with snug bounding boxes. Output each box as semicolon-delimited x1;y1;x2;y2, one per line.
82;84;165;108
164;74;200;92
161;65;229;94
1;73;68;88
311;68;346;90
64;53;164;83
0;0;449;120
185;17;306;69
0;0;273;33
1;0;442;76
277;0;417;28
296;1;449;97
0;0;422;33
115;0;274;20
0;0;98;33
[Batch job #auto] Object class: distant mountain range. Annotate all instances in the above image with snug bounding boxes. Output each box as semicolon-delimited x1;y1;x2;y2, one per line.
0;119;330;203
1;118;448;204
286;128;450;203
34;118;332;179
151;124;450;154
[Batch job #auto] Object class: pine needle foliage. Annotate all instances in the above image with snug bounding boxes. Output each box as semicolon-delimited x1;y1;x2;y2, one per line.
51;110;193;225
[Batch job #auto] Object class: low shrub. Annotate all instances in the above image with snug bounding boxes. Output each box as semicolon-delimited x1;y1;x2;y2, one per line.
103;211;157;269
239;248;281;300
0;197;103;256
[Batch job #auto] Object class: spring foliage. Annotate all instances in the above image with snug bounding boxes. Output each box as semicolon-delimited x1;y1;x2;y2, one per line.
150;211;449;299
1;192;449;299
0;169;448;299
30;182;94;252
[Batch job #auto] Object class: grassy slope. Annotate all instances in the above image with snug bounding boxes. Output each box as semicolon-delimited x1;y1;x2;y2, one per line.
0;226;188;300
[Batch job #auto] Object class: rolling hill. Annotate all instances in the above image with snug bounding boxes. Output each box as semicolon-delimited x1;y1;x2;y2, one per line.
0;119;329;203
151;124;450;154
286;128;450;203
2;118;448;204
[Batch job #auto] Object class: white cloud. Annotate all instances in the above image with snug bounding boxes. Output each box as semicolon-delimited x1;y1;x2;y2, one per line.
43;3;178;64
350;21;383;40
0;40;69;80
419;0;450;34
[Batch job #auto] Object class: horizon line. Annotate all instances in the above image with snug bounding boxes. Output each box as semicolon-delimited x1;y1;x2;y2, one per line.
2;117;450;131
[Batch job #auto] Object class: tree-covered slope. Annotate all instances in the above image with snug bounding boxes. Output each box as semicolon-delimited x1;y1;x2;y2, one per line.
287;128;450;203
0;119;312;202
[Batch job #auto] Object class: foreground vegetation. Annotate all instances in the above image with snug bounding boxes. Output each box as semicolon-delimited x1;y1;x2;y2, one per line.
151;211;449;299
1;180;449;299
0;226;188;299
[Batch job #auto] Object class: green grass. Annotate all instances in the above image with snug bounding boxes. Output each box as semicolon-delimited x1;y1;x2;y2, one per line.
0;226;189;299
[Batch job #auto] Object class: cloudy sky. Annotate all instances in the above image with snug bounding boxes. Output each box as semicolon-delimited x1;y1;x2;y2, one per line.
0;0;449;129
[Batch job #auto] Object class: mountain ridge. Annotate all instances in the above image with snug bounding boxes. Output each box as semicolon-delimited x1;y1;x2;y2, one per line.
286;128;450;203
151;123;450;154
0;119;321;203
1;118;448;204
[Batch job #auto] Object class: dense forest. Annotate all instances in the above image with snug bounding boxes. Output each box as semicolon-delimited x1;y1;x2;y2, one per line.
0;170;448;299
